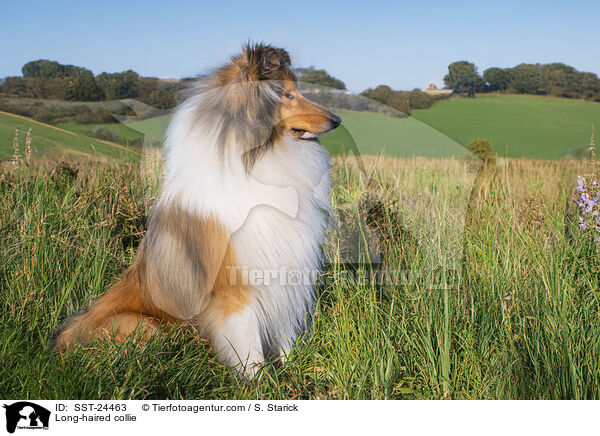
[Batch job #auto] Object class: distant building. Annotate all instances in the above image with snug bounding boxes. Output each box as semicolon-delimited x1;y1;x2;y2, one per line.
424;83;453;95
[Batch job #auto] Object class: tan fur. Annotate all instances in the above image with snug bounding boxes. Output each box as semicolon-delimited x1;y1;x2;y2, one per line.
279;84;337;137
53;204;252;351
208;246;253;326
145;205;231;320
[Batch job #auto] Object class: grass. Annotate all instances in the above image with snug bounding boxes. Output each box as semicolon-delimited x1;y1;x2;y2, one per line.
412;94;600;159
320;110;463;157
56;115;171;148
55;121;145;147
52;94;600;160
57;109;465;159
1;150;599;399
0;111;139;161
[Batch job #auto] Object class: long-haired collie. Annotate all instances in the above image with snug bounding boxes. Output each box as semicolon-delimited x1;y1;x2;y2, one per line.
52;43;341;376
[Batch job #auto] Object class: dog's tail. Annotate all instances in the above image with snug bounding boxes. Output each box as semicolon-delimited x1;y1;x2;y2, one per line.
51;252;174;351
50;310;86;350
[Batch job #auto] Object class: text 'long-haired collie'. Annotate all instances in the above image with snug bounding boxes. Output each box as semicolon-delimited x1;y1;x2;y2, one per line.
52;43;341;377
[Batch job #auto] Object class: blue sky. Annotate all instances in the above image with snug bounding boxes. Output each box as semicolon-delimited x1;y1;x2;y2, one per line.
2;0;599;92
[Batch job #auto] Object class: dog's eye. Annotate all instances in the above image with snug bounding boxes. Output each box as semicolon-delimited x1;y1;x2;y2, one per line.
284;93;295;100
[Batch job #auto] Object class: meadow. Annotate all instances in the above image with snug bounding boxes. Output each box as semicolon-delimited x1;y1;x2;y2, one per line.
42;94;600;160
412;94;600;159
0;111;138;161
1;146;599;399
1;93;599;399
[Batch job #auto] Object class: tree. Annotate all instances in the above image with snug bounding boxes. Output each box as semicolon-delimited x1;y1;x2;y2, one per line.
508;64;545;94
541;63;580;98
581;72;600;101
96;70;140;100
65;70;104;101
22;60;63;78
361;85;393;105
360;85;438;115
385;91;411;114
295;67;346;90
1;77;27;96
408;88;434;109
483;67;510;92
22;59;86;79
444;61;482;97
137;77;179;109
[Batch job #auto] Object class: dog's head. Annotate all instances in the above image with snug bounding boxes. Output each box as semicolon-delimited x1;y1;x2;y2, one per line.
204;43;341;169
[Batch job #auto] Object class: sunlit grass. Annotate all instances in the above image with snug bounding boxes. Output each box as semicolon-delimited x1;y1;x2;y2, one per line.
0;153;598;399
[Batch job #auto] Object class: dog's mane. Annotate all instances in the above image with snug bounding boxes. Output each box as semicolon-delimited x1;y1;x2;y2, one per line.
187;43;296;171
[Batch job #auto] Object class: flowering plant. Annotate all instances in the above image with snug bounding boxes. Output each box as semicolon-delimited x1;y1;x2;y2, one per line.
574;132;599;247
576;175;599;235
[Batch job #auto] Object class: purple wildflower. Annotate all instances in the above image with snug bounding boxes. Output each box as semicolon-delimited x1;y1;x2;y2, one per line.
576;173;600;236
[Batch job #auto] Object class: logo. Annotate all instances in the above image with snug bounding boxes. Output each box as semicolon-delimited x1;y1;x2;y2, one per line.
3;402;50;434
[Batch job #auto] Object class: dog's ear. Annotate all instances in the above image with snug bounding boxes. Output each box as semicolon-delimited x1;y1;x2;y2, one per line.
216;44;292;85
245;44;291;81
258;48;291;79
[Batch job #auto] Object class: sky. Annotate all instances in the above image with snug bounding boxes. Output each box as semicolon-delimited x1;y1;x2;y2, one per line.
2;0;599;93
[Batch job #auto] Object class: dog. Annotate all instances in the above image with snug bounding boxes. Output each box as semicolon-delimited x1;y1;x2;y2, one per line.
52;43;341;376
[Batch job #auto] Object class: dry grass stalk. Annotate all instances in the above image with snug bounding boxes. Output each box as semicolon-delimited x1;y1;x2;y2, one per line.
25;128;32;166
12;129;20;168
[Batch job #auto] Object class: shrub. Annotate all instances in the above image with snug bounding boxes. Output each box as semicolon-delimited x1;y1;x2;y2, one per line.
483;67;510;92
91;127;120;142
65;71;105;101
466;138;497;165
296;67;346;90
96;70;139;100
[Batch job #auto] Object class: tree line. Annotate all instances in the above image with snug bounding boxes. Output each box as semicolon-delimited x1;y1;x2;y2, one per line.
0;60;186;108
444;60;600;100
0;61;349;106
2;59;598;120
359;85;447;115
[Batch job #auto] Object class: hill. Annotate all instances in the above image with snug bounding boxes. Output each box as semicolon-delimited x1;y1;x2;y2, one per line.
48;94;600;160
118;96;599;160
412;94;600;159
59;110;466;159
0;111;138;161
320;110;464;158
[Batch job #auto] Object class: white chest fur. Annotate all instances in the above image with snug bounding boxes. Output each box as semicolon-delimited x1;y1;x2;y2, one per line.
230;139;331;343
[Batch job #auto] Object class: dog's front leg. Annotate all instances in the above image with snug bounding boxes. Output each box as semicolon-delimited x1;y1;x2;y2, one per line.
210;307;264;378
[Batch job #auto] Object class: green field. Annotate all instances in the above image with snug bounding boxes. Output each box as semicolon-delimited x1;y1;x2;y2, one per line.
51;94;600;160
321;110;464;157
57;116;170;148
0;111;138;161
412;94;600;159
121;111;466;157
5;93;598;163
56;121;145;146
57;110;466;158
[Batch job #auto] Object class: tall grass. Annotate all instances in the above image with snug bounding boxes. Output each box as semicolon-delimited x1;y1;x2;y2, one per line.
0;152;598;399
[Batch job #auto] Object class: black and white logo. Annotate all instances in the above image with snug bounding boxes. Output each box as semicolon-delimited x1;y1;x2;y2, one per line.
3;402;50;433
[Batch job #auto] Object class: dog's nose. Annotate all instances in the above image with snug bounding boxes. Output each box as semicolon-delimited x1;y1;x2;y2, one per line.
329;114;341;129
